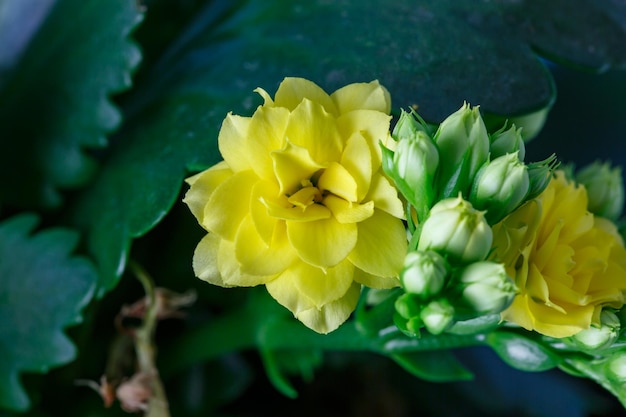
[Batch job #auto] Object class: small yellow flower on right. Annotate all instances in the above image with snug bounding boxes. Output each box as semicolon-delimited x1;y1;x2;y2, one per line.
491;171;626;338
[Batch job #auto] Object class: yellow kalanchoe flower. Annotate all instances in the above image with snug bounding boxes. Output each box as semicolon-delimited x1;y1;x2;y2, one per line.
184;77;407;333
492;171;626;338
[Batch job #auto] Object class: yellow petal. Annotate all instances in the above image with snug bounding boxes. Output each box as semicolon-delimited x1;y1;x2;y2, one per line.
274;77;338;115
348;209;407;277
323;195;374;224
285;99;343;164
271;140;325;195
330;80;391;114
317;162;358;202
218;113;253;172
341;132;372;201
250;180;280;244
527;302;593;337
363;173;405;219
246;105;290;180
235;215;297;276
266;267;316;314
183;162;232;226
287;217;357;268
193;233;225;286
353;268;400;289
296;282;362;334
218;238;275;287
203;170;257;240
287;260;354;308
336;109;391;168
262;194;331;222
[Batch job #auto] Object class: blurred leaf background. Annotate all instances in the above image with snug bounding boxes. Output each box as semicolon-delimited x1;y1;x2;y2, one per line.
0;0;625;415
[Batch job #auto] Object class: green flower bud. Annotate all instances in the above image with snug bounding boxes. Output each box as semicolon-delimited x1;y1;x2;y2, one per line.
395;292;422;320
392;108;429;140
393;130;439;217
420;298;455;335
526;153;559;200
469;152;530;224
489;124;526;161
401;250;449;298
434;103;490;197
576;161;625;221
569;310;621;352
454;261;517;316
417;196;493;263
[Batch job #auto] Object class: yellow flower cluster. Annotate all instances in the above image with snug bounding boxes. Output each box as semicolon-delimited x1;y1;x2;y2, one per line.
492;171;626;338
184;78;407;333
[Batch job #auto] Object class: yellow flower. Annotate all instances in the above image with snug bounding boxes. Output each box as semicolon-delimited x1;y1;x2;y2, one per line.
184;78;407;333
492;171;626;338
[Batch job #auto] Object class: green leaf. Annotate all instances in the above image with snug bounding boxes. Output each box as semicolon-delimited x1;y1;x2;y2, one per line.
0;214;96;411
487;331;562;372
68;95;221;295
160;0;626;123
67;0;626;294
0;0;143;208
390;350;473;382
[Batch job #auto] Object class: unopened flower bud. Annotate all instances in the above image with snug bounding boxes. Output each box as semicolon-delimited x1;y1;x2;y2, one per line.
576;161;625;221
489;124;526;161
401;250;449;298
569;310;621;352
395;293;422;320
417;196;492;263
434;103;490;197
392;108;429;140
455;261;517;316
526;154;559;200
470;152;530;224
420;298;455;335
392;131;440;218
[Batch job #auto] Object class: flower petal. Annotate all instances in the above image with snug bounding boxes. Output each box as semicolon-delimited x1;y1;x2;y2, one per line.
330;80;391;114
296;282;362;334
193;233;224;286
287;260;354;308
218;238;275;287
287;217;357;268
235;215;297;276
323;195;374;224
364;173;405;219
348;209;407;277
218;113;253;172
285;99;343;164
271;140;325;195
341;132;372;201
353;268;399;289
274;77;338;115
266;267;316;314
250;180;280;244
246;105;290;180
337;109;391;168
318;162;358;202
203;170;257;240
183;162;232;226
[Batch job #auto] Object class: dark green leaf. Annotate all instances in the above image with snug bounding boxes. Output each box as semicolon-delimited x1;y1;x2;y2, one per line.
487;331;562;372
68;95;220;295
0;0;143;208
390;350;473;382
0;214;96;411
68;0;626;294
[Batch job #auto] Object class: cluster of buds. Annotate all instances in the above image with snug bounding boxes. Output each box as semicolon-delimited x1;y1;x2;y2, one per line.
394;197;517;335
382;103;560;336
